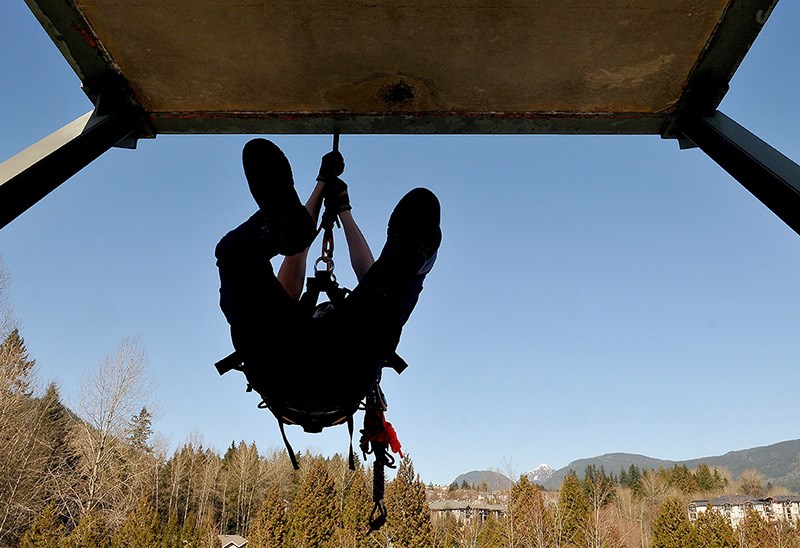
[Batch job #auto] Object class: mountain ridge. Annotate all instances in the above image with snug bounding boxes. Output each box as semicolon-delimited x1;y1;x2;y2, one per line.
450;439;800;492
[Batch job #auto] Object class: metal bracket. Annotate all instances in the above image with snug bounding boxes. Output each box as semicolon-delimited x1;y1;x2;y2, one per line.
0;96;142;229
677;110;800;236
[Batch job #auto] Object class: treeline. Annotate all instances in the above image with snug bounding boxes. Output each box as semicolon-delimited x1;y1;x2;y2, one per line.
433;464;799;547
0;326;436;547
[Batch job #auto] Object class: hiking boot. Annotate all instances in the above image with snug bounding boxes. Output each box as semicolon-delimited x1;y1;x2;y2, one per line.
242;139;315;255
383;188;442;274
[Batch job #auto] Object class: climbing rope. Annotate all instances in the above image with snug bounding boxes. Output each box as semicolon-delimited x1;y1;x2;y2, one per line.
359;384;403;532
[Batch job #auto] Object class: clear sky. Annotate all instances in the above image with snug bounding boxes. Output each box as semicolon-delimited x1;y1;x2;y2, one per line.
1;2;799;487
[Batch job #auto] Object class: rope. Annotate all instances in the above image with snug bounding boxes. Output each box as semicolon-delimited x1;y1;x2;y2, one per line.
359;385;403;532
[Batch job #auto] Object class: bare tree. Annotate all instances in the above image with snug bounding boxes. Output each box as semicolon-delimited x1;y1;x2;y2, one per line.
63;337;153;523
0;383;69;544
737;468;767;497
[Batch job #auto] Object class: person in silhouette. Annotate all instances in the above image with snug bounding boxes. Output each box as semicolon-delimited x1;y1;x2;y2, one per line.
214;138;441;426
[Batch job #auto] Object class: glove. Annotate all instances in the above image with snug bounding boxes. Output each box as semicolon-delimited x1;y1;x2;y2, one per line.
324;177;351;214
317;151;345;182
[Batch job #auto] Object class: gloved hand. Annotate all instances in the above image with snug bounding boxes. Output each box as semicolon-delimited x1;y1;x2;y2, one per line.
324;177;351;214
317;150;345;183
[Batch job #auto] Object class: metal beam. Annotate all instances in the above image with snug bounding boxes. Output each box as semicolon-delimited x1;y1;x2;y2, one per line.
679;110;800;236
0;106;139;229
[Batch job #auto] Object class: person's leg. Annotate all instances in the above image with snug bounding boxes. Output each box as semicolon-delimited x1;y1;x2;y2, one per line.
215;212;306;361
337;187;441;355
215;139;316;387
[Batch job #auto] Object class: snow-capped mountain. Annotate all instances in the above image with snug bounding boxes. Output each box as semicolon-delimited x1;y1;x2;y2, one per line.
526;464;555;484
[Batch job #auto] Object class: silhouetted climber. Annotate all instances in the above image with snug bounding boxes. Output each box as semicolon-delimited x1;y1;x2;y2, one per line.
214;139;440;492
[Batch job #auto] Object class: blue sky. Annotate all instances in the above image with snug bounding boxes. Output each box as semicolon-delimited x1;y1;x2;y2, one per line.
1;2;799;486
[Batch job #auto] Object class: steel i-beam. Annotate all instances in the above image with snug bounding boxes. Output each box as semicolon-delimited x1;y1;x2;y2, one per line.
0;106;139;229
680;110;800;236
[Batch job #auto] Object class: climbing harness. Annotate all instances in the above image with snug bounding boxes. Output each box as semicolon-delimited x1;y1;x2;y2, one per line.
214;132;406;531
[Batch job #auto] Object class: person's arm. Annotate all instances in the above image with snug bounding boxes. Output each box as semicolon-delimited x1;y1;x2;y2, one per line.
339;209;374;282
276;181;324;300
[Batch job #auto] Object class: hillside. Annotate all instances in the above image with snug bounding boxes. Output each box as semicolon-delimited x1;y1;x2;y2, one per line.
451;439;800;493
542;439;800;492
453;470;513;491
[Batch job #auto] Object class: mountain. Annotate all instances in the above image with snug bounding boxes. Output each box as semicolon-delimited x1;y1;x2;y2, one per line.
453;470;513;491
450;439;800;493
543;453;677;490
526;464;555;484
542;439;800;492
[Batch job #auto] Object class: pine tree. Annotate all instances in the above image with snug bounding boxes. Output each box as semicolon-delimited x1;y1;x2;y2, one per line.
556;470;590;547
627;464;643;494
0;328;36;395
651;497;694;548
61;511;112;548
247;484;286;547
287;457;337;547
385;456;433;548
507;475;551;546
339;465;372;548
112;497;160;548
476;515;504;548
619;467;629;488
160;512;180;548
180;512;201;547
126;407;154;453
694;505;736;548
19;505;65;548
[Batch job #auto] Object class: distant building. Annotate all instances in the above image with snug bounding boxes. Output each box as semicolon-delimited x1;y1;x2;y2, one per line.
429;500;506;522
688;495;800;528
219;534;248;548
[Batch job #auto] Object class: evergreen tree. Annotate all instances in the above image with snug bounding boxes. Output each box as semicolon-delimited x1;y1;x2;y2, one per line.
385;456;433;548
339;465;372;548
180;512;200;547
583;465;616;507
247;484;286;548
627;464;643;494
694;464;715;492
694;505;736;548
126;407;154;453
61;511;112;548
432;513;460;548
160;512;180;548
112;497;160;548
651;497;694;548
19;505;64;548
619;467;629;487
666;464;698;494
556;470;590;547
287;457;337;547
0;328;36;395
476;515;504;548
507;475;551;546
